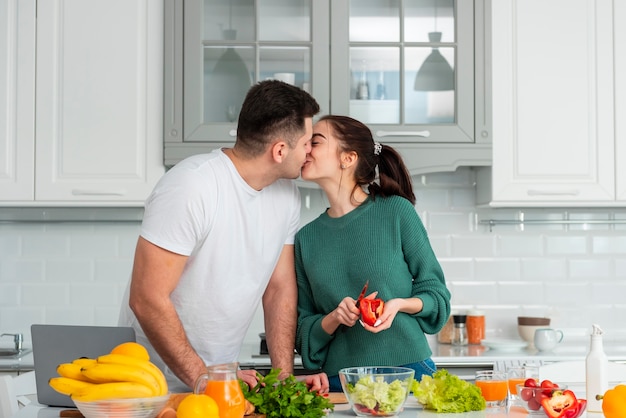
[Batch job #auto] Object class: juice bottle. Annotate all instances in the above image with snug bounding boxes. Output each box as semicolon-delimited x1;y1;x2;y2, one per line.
195;362;246;418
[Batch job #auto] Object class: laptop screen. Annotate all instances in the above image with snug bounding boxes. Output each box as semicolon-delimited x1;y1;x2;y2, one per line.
31;324;136;407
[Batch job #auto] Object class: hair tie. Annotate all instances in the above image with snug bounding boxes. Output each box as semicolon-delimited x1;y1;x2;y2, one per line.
373;142;382;156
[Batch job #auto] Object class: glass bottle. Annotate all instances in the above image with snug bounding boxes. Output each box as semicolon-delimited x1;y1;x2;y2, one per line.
467;309;485;345
586;324;608;412
451;314;468;346
356;60;369;100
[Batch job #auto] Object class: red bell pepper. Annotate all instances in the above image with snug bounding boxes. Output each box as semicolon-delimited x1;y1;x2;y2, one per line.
359;298;384;326
540;389;579;418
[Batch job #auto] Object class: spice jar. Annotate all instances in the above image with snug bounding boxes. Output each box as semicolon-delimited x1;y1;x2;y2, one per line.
467;309;486;345
451;314;468;346
437;313;456;344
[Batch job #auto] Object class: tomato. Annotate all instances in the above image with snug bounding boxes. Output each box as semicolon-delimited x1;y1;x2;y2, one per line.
541;379;558;396
521;388;534;401
524;378;538;388
527;397;542;410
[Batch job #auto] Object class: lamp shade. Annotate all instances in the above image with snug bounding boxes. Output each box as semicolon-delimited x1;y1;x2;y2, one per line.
414;32;454;91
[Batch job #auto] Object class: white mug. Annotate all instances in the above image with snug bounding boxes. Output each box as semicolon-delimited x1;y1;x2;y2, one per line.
273;72;295;85
534;328;564;351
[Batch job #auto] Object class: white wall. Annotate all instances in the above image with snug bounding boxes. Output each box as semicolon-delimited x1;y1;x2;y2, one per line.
2;167;626;350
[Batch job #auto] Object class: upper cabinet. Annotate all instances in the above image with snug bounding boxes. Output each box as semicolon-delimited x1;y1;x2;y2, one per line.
479;0;626;207
0;0;165;206
164;0;491;175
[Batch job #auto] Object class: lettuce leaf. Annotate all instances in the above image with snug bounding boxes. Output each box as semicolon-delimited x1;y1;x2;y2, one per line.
412;369;486;413
346;375;409;414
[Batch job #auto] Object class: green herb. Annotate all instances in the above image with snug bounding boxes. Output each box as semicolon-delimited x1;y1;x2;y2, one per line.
240;368;334;418
411;369;486;413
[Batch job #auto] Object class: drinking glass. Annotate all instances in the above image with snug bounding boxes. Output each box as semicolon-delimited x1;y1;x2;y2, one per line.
194;362;246;418
475;370;508;409
506;365;539;403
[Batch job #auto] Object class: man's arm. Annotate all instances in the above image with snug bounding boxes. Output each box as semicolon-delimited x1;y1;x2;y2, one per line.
128;237;206;389
263;244;297;376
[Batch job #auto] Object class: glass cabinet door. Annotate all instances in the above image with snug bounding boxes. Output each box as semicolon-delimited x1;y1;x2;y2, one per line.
330;0;475;143
165;0;329;146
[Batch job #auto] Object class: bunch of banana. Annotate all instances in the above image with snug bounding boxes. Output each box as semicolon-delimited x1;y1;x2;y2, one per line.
49;342;168;402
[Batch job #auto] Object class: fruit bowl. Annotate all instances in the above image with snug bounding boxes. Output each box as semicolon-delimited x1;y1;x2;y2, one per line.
516;383;567;415
339;366;415;417
73;395;169;418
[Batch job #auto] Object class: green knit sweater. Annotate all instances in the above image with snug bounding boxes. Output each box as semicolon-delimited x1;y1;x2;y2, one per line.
295;195;450;378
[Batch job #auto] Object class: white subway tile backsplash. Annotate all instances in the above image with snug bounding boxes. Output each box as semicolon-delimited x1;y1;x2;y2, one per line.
590;282;626;304
448;281;498;304
46;260;93;282
428;212;474;233
3;168;626;345
451;235;496;257
22;283;68;306
474;258;521;281
545;236;588;255
439;258;474;281
568;259;612;279
520;258;567;280
497;282;545;305
1;259;45;282
498;235;544;256
592;236;626;254
46;307;95;327
21;234;69;257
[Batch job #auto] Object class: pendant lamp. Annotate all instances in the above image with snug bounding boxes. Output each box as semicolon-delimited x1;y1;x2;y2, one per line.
208;2;252;122
414;1;454;92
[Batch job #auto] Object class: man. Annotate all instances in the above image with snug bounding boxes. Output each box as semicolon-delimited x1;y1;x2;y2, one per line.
119;80;328;393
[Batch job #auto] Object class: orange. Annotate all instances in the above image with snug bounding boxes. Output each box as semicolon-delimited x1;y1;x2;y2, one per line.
177;394;220;418
110;342;150;361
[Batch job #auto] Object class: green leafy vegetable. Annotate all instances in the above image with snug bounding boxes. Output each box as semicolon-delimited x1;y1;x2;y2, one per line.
240;368;334;418
412;369;486;413
344;375;409;415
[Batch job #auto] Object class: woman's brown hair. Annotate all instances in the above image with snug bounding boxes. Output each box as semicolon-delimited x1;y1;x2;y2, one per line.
320;115;416;205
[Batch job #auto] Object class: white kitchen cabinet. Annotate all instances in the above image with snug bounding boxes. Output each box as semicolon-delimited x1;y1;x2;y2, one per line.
480;0;625;207
616;1;626;201
164;0;491;177
0;0;35;201
0;0;164;206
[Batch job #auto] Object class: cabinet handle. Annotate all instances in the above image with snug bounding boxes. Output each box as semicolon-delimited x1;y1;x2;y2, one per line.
375;130;431;138
71;189;127;196
526;189;580;196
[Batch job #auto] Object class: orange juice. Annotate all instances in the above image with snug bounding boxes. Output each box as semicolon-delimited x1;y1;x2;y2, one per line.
508;377;525;395
475;379;508;402
204;379;246;418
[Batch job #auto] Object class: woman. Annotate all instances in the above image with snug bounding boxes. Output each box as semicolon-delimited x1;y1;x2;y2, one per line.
295;115;451;392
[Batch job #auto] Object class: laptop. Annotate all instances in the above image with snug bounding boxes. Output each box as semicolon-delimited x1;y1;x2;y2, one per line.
31;324;136;407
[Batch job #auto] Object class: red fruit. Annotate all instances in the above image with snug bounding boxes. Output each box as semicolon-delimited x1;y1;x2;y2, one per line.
520;388;534;401
527;397;542;410
541;379;558;396
524;378;538;388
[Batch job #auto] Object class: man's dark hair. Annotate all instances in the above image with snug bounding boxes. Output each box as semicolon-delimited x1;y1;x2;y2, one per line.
236;80;320;156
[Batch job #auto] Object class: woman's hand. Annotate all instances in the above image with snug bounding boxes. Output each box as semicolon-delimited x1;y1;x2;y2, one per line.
360;297;402;333
360;297;423;333
333;296;361;327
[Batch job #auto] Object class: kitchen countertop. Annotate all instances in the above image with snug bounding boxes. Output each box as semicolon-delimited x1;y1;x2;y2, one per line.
6;339;625;373
237;340;626;370
11;396;604;418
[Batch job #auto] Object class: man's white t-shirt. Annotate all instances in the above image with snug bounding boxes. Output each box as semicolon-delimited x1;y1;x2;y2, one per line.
119;149;300;391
